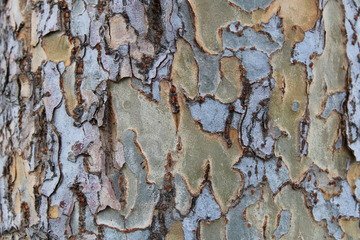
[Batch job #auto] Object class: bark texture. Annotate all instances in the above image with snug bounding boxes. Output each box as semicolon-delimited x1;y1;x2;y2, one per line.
0;0;359;239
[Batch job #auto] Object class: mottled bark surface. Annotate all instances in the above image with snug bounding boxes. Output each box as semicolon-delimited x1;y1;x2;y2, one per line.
0;0;359;239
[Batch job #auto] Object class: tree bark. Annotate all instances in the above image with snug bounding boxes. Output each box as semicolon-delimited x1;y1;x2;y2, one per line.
0;0;359;239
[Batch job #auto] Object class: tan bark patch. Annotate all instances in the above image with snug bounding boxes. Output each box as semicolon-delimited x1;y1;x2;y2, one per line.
41;31;72;66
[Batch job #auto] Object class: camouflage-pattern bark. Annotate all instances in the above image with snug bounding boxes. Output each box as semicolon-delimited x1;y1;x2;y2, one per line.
0;0;359;239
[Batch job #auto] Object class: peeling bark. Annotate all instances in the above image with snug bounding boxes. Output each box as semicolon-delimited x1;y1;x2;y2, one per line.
0;0;359;239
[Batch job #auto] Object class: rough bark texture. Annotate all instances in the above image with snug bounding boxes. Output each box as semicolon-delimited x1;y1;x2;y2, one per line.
0;0;359;239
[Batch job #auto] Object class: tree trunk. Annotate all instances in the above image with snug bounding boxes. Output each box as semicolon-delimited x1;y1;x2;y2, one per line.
0;0;359;239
